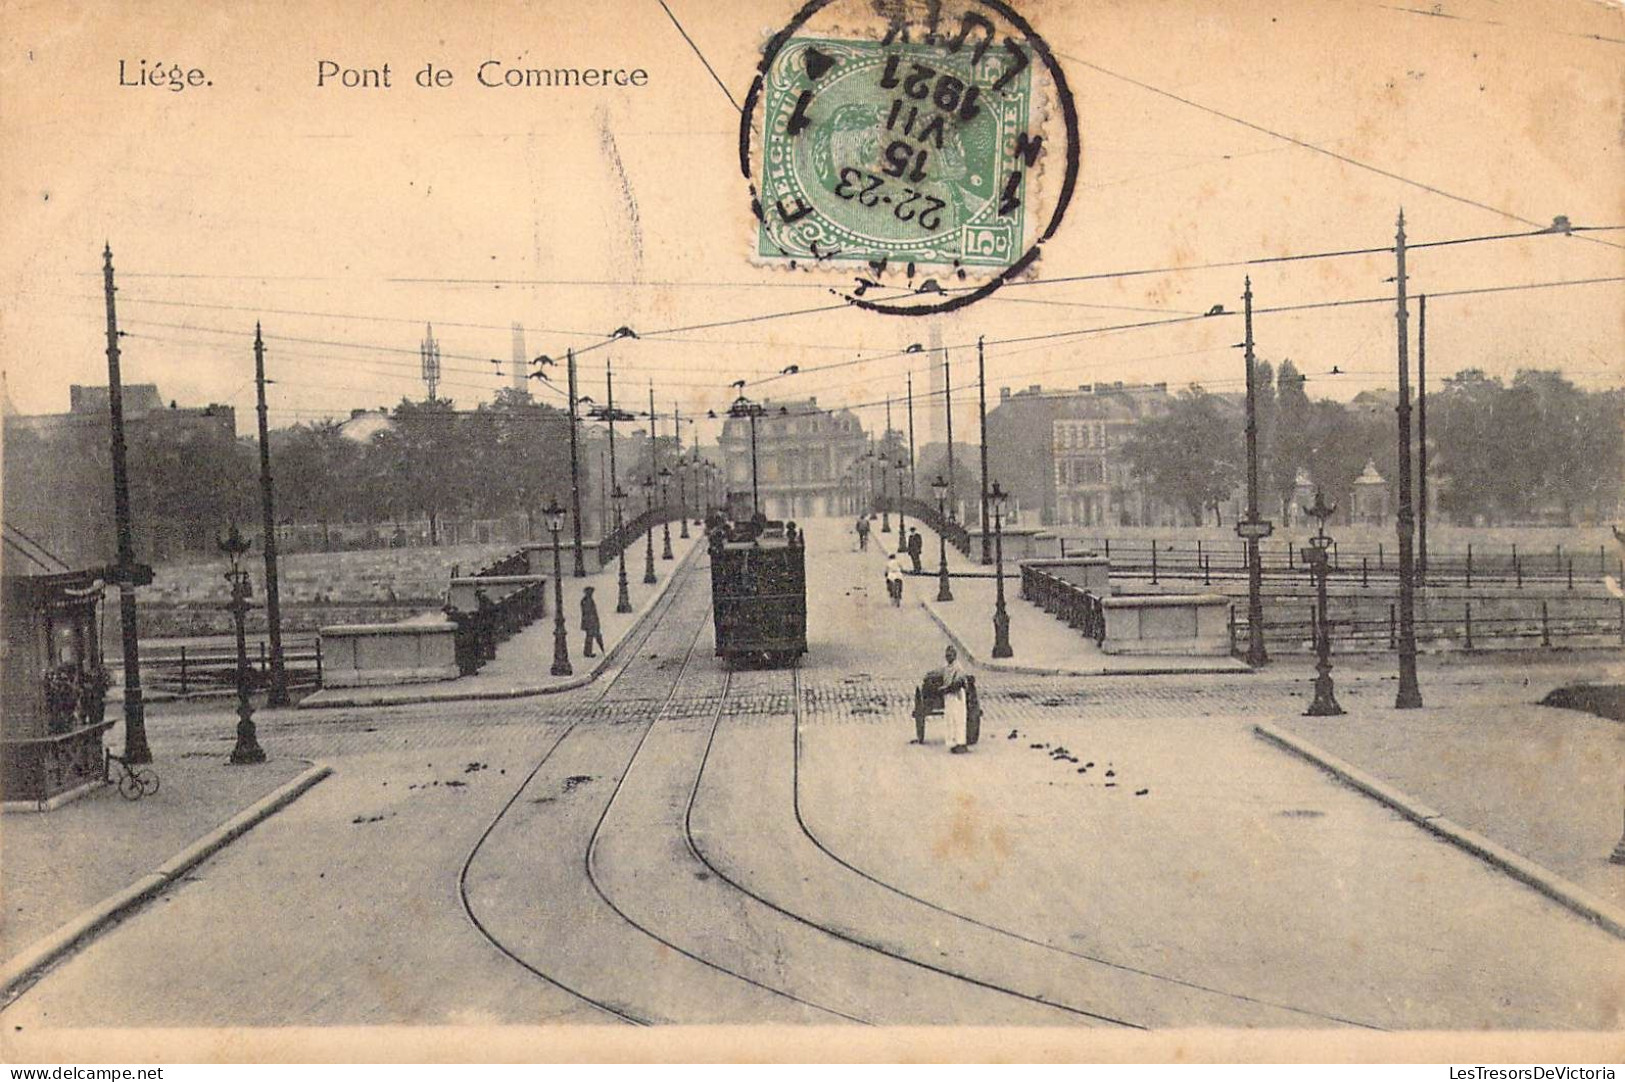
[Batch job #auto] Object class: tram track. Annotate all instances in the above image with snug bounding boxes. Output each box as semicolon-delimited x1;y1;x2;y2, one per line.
455;560;705;1026
458;559;859;1025
784;666;1387;1030
460;538;1383;1028
460;554;1127;1025
683;660;1141;1028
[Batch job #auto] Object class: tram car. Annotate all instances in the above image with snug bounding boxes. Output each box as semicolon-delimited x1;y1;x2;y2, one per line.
707;512;807;665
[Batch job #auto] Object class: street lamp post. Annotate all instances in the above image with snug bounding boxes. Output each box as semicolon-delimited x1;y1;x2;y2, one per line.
659;467;674;559
613;485;632;613
990;481;1013;658
677;460;691;539
220;524;266;765
1302;490;1344;717
642;475;658;584
932;474;954;603
545;499;572;677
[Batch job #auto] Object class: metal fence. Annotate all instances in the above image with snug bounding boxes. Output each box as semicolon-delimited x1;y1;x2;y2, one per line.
1057;536;1621;590
124;636;325;698
1227;594;1625;654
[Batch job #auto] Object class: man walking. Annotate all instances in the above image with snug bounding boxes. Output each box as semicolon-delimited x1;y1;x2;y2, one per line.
580;585;605;658
907;527;923;573
855;515;870;551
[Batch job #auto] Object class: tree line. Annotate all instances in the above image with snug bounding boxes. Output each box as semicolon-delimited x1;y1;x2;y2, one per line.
1119;364;1623;528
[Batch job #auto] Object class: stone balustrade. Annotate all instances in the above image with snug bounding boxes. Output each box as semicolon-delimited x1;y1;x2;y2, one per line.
1099;593;1231;656
318;621;460;687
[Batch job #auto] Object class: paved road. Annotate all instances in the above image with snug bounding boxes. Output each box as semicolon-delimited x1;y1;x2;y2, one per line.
6;519;1622;1030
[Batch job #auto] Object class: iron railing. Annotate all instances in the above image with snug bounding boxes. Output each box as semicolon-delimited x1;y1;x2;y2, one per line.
882;496;973;558
1020;565;1106;645
1056;536;1619;589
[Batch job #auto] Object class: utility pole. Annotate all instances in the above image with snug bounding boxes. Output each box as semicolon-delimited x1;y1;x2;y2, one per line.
906;372;917;503
1417;294;1429;585
675;403;691;539
102;246;151;764
253;324;288;706
566;349;586;576
977;336;992;565
891;394;906;536
1237;277;1272;669
943;349;956;522
1393;210;1424;709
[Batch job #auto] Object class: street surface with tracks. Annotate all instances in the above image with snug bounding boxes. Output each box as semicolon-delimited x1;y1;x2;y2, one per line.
5;521;1622;1032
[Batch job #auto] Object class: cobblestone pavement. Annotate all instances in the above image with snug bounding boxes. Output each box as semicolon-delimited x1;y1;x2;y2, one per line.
6;518;1621;1035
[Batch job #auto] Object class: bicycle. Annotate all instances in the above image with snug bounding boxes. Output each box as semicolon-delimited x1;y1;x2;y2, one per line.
105;750;160;801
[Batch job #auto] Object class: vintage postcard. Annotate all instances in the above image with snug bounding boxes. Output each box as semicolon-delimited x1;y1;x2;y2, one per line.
1;0;1622;1065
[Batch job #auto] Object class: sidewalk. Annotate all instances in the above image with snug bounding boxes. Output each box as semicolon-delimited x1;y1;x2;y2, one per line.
298;532;700;708
1;748;318;985
894;522;1249;676
1273;686;1625;914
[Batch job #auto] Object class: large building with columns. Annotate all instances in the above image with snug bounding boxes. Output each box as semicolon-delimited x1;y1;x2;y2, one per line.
718;398;871;521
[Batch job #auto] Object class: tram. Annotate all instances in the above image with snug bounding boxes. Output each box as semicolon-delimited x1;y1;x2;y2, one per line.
707;510;807;665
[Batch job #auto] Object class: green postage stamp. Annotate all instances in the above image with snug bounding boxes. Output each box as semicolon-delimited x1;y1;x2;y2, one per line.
756;37;1030;270
740;0;1079;314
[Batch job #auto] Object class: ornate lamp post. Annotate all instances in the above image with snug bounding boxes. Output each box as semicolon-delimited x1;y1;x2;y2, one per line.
990;481;1013;658
613;484;632;613
677;460;691;539
879;453;892;533
219;524;266;765
545;499;572;677
932;474;954;603
1302;490;1344;717
659;467;674;559
642;475;658;584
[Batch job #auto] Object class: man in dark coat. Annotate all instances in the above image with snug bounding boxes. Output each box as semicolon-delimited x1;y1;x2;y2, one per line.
907;527;923;573
580;586;605;657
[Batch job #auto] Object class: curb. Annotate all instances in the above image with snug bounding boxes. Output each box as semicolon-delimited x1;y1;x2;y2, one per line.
1254;721;1625;941
297;542;700;710
0;762;334;1006
917;597;1253;679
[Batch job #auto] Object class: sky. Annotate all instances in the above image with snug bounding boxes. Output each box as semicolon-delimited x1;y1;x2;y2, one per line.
2;0;1620;444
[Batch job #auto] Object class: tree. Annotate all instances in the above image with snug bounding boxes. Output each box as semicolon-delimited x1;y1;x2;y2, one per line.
273;420;360;550
1268;359;1311;520
1120;388;1243;525
371;397;463;544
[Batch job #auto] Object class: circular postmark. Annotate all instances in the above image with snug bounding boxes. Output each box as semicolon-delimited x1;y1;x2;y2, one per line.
741;0;1080;316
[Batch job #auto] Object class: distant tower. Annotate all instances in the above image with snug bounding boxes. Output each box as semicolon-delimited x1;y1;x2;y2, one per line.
511;323;528;398
420;323;441;401
927;321;945;445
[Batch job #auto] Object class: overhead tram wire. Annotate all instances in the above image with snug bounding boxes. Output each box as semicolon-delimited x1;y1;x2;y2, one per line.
735;272;1625;401
37;221;1617;373
1060;52;1625;252
86;268;1625;412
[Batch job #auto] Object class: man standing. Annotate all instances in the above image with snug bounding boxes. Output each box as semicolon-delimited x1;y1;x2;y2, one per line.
855;515;870;551
580;585;605;658
935;645;970;753
907;527;923;573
